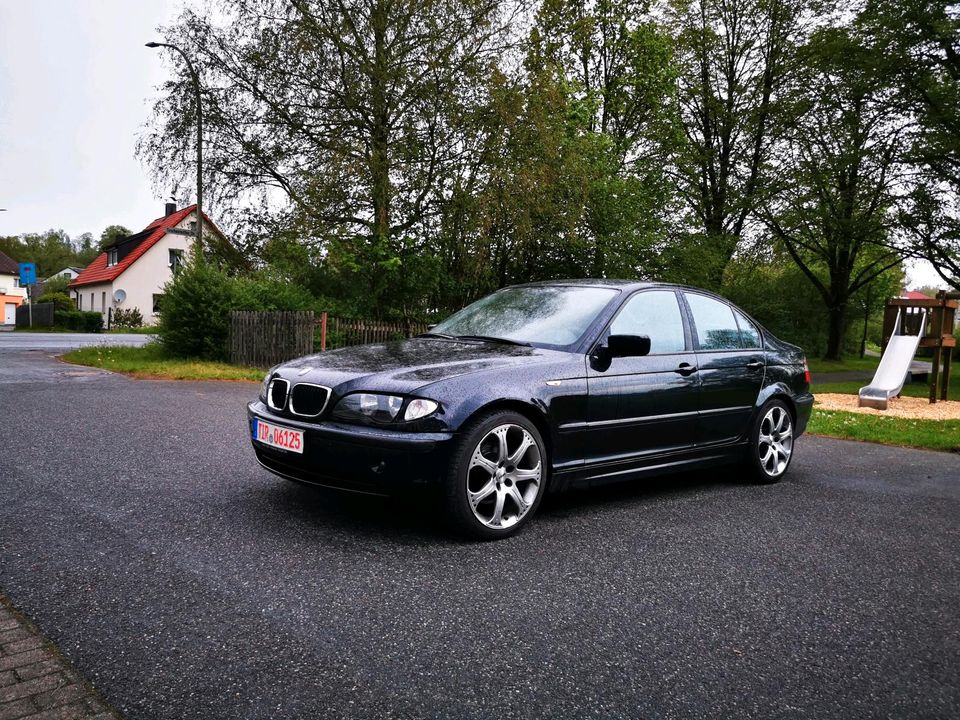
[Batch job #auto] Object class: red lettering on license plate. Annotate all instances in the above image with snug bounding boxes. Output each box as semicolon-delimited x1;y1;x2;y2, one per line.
254;419;304;453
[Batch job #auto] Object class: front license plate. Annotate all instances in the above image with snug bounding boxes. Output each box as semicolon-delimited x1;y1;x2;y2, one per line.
252;417;304;454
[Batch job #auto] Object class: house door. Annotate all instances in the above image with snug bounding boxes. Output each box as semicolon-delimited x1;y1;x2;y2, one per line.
4;303;15;325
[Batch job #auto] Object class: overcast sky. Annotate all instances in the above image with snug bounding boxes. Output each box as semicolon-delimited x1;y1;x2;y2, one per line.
0;0;944;288
0;0;182;242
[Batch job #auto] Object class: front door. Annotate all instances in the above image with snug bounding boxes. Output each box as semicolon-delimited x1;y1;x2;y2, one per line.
3;303;15;325
585;289;700;469
683;292;765;445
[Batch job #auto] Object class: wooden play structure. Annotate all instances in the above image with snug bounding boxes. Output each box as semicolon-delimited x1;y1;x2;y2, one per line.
878;292;957;403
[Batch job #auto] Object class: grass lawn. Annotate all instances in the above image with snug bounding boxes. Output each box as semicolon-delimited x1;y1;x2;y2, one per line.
105;326;160;335
808;409;960;453
809;375;960;452
62;343;263;382
807;355;880;374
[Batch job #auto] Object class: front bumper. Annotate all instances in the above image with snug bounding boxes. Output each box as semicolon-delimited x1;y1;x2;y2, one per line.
247;401;454;495
794;392;814;436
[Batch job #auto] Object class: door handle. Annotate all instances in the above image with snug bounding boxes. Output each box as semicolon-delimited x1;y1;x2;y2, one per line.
674;362;698;376
746;361;764;370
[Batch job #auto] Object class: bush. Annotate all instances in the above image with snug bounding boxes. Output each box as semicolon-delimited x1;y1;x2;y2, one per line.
158;257;315;360
112;307;144;328
55;310;103;333
41;275;71;296
158;258;237;360
234;273;315;311
35;291;74;312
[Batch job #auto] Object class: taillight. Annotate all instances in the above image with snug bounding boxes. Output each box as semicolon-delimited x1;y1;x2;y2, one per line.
803;358;811;385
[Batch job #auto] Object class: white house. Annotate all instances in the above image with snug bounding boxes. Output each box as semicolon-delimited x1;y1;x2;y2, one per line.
68;203;225;325
50;266;84;281
0;249;28;327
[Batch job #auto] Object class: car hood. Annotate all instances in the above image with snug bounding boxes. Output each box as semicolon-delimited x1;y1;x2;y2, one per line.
274;337;569;395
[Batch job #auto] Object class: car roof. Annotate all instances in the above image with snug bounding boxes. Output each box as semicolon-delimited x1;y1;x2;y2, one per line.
513;278;664;291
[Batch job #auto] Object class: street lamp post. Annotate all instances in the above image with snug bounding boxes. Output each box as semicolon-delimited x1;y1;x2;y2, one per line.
146;41;203;249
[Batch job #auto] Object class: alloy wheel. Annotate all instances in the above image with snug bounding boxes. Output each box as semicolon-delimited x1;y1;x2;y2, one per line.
466;423;542;529
758;405;793;477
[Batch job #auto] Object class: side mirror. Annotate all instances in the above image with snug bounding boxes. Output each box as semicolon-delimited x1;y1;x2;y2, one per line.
607;334;651;358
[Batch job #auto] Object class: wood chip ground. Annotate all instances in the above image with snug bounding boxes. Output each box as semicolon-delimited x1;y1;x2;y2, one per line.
815;393;960;420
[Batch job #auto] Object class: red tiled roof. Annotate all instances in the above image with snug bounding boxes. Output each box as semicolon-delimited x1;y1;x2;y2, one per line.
68;205;222;289
901;290;931;300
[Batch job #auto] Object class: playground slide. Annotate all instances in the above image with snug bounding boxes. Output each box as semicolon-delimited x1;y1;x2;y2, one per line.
858;310;926;410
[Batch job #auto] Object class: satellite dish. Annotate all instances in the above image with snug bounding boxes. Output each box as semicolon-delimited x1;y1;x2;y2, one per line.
113;289;127;303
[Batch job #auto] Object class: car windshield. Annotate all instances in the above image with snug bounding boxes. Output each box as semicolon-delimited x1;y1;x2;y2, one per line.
432;285;619;347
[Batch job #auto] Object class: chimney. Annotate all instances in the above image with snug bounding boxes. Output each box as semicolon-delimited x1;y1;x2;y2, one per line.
165;202;177;217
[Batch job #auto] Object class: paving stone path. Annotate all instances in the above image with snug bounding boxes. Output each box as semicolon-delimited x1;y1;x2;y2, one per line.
0;597;118;720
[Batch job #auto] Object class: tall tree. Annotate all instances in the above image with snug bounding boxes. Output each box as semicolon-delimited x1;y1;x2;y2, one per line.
762;27;907;359
857;1;960;289
663;0;805;289
530;0;677;277
98;225;130;251
141;0;517;314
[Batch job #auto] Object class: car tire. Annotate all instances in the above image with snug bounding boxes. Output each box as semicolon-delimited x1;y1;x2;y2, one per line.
743;399;796;484
443;410;547;540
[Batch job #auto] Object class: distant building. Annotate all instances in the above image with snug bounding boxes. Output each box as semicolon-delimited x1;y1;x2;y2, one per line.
51;266;84;281
0;249;27;327
68;203;226;325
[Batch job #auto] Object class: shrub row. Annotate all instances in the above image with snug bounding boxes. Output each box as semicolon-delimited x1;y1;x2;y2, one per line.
54;310;104;333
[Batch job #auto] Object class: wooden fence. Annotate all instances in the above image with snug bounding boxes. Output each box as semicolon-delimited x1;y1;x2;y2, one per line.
319;313;428;351
15;302;54;328
229;310;315;367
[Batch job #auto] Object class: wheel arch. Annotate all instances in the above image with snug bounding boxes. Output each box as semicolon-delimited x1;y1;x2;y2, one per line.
462;399;553;469
753;385;798;431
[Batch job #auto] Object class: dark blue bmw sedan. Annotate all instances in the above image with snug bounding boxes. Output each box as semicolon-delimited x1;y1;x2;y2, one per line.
248;280;813;539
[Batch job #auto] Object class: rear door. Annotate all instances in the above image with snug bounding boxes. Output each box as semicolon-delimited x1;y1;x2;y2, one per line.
682;292;765;445
585;289;700;467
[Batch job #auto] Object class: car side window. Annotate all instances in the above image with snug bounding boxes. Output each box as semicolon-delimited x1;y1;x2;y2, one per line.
685;293;741;351
734;309;762;349
609;290;686;354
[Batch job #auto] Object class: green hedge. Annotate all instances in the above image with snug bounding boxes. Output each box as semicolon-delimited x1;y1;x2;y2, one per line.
54;310;104;333
158;257;314;360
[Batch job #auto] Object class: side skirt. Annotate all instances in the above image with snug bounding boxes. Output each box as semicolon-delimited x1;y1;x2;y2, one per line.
552;443;747;492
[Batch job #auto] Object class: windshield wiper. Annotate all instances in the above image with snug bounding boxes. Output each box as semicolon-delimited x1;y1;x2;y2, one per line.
417;332;456;339
455;334;531;347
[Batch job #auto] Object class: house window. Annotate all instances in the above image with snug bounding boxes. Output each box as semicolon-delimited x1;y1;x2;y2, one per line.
169;249;184;273
107;248;118;266
78;294;82;310
102;292;106;312
153;293;164;315
90;293;94;310
13;278;19;288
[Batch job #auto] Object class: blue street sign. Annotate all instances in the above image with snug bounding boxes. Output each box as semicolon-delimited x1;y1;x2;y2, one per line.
18;262;36;286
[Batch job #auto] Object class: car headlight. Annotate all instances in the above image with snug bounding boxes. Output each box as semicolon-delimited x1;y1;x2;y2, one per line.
333;393;405;423
404;398;438;421
259;372;272;401
332;393;440;424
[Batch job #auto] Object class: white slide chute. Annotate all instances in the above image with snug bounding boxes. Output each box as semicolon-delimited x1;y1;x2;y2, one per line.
858;309;927;410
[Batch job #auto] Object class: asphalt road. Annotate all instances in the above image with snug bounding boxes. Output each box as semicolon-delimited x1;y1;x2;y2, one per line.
0;331;153;350
1;349;958;719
